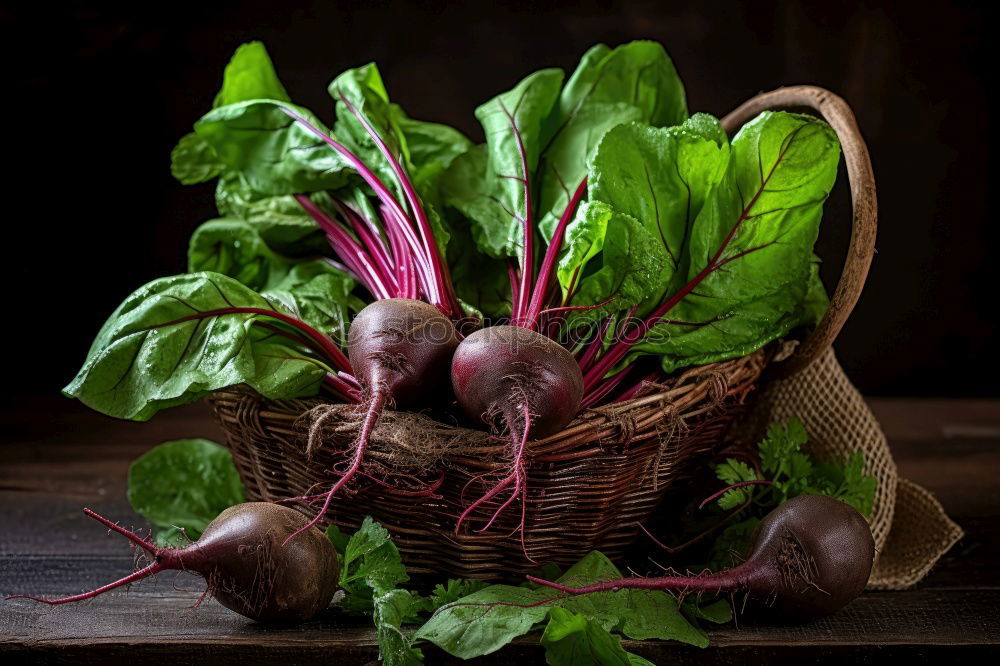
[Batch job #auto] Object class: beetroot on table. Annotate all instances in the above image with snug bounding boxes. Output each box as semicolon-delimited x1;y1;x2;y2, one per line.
8;503;339;623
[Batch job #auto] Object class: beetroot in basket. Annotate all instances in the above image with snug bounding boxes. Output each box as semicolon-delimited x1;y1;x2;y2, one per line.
61;40;873;578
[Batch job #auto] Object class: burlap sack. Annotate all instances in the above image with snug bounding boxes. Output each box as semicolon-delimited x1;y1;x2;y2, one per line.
743;347;963;589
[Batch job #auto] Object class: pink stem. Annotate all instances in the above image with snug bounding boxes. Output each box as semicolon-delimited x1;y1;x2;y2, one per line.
526;562;751;596
579;365;630;409
575;316;614;369
153;306;351;373
323;373;361;403
333;199;399;295
613;370;663;403
280;108;435;293
499;100;534;326
284;389;388;545
295;195;392;300
337;92;463;317
523;178;588;329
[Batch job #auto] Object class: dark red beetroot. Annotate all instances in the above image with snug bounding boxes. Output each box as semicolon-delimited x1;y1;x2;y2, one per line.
451;325;584;551
528;495;875;618
289;298;460;541
8;503;339;623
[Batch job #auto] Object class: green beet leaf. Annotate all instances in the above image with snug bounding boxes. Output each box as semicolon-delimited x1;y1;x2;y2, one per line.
127;438;244;546
444;40;688;261
187;217;362;340
541;607;654;666
443;68;564;259
636;111;839;371
63;272;331;421
559;201;670;323
414;551;709;659
581;116;730;304
171;41;290;185
536;40;688;239
171;132;225;185
195;100;351;197
213;172;330;255
211;41;291;108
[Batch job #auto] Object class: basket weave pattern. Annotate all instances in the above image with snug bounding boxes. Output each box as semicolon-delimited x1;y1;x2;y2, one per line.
211;350;768;577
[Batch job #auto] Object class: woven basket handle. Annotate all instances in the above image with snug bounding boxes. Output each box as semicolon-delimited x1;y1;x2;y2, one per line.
720;85;877;378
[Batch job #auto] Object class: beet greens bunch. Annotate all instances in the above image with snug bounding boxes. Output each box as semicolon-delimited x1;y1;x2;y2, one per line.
62;40;841;541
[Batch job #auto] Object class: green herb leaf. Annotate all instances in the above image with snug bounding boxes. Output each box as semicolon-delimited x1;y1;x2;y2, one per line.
420;579;492;614
541;607;653;666
713;459;759;509
63;272;330;420
373;589;425;666
706;418;877;567
329;519;424;665
126;439;244;546
340;516;410;597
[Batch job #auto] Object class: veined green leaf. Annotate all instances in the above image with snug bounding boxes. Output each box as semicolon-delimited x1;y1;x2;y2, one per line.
171;132;225;185
587;116;730;296
634;111;840;371
415;551;708;659
171;41;290;185
195;100;352;196
213;172;329;254
542;608;654;666
212;41;291;108
444;69;564;259
537;41;689;239
63;272;330;420
562;202;670;323
187;218;361;339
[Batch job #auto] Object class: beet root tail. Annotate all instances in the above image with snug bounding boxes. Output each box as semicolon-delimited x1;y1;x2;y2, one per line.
7;560;165;605
6;509;168;606
283;390;387;546
454;403;536;562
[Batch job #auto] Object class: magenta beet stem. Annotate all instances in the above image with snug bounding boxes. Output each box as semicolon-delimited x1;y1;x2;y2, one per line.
522;177;588;329
526;562;750;596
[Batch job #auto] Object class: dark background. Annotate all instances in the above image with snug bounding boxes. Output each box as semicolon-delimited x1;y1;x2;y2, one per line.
1;0;995;399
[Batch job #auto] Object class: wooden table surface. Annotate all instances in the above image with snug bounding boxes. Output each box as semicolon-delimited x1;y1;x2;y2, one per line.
1;395;997;664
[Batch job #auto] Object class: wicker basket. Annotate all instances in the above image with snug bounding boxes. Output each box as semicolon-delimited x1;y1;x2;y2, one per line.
210;86;877;579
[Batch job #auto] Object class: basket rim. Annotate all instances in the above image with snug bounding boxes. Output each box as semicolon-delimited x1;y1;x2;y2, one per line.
211;345;771;464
